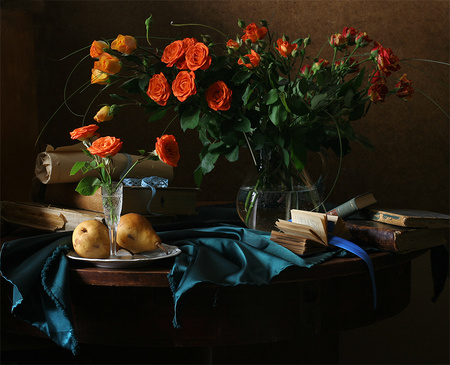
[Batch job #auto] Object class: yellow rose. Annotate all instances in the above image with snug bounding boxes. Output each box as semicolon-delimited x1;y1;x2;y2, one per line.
94;105;114;123
111;34;137;55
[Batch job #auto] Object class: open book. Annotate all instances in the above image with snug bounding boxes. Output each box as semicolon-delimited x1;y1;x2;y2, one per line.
270;209;352;255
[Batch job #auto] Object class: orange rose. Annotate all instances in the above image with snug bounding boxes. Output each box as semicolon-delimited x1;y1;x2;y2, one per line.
242;23;268;43
276;38;298;58
70;124;99;141
94;106;114;123
90;40;109;58
147;73;171;106
175;38;197;70
395;74;414;101
155;134;180;167
206;81;232;111
185;42;212;71
111;34;137;55
161;40;185;68
238;50;261;69
94;52;121;74
87;136;123;158
226;39;240;50
91;68;110;84
172;71;197;102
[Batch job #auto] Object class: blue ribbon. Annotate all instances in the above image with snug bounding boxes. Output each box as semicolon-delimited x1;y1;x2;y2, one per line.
329;235;377;308
122;176;169;215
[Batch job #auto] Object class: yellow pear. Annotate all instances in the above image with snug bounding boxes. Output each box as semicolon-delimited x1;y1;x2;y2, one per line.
116;213;163;253
72;219;110;258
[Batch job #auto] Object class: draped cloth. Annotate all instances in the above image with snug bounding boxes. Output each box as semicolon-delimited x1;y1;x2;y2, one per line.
0;221;381;354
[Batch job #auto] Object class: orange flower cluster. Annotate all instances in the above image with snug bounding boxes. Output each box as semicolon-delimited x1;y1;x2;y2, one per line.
146;37;232;111
90;35;137;85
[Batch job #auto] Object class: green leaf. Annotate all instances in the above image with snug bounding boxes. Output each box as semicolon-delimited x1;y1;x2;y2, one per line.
224;145;239;162
201;152;219;174
235;116;252;133
75;176;102;196
311;93;328;110
290;94;309;116
263;89;279;105
180;108;201;131
269;102;288;126
194;165;204;187
70;161;89;176
231;70;252;85
290;142;307;171
148;107;168;122
120;78;141;94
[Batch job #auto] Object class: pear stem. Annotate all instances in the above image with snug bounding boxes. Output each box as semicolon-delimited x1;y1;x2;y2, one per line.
156;242;169;255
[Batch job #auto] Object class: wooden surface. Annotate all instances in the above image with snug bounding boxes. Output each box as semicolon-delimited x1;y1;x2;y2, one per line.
1;225;426;363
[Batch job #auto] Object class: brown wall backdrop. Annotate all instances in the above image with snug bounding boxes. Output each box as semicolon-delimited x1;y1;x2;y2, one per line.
1;1;449;363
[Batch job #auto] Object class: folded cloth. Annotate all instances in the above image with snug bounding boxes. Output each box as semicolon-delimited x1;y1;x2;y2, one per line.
0;231;77;354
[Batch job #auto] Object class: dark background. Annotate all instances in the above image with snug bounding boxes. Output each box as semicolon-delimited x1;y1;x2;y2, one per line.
1;1;449;363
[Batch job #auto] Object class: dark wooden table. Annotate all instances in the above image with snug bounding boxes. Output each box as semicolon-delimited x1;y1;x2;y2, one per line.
0;227;426;364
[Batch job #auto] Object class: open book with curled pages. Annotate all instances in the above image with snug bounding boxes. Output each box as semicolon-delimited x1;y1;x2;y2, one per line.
270;209;352;255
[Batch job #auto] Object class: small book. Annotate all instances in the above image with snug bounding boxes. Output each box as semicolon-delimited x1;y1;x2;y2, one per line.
327;191;377;219
270;209;351;255
364;209;450;229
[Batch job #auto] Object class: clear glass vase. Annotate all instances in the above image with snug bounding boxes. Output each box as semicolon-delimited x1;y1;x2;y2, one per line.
236;148;327;232
101;182;123;258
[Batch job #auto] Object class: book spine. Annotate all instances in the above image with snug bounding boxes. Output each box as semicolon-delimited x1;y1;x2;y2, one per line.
327;199;359;219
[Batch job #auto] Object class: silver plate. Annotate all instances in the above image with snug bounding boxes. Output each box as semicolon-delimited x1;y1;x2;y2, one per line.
66;243;181;268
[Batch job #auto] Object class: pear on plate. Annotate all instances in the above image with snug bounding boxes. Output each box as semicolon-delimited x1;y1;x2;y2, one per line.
116;213;165;254
72;219;110;258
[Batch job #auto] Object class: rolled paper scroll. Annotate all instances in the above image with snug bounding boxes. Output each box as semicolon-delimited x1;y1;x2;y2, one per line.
35;144;174;184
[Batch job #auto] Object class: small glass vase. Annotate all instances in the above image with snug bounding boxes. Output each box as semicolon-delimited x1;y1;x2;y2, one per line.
236;148;328;232
101;182;123;258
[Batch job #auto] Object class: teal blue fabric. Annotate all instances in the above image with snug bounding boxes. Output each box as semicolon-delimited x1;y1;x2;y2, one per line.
159;225;340;328
0;231;77;354
0;224;346;352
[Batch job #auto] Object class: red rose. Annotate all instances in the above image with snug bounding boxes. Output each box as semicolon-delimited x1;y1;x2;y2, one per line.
147;73;171;106
175;38;198;70
172;71;197;102
395;74;414;101
368;82;389;103
70;124;99;141
206;81;232;111
155;134;180;167
87;136;123;158
373;42;401;76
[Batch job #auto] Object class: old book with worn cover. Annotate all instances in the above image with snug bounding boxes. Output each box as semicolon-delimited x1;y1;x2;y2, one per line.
363;209;450;229
345;219;447;253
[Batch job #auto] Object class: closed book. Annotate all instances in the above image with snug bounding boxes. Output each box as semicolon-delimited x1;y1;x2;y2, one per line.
345;219;447;253
364;209;450;229
327;191;377;219
32;180;200;216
